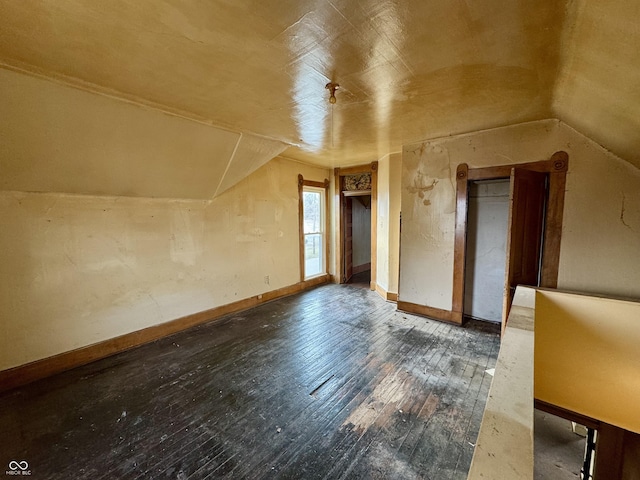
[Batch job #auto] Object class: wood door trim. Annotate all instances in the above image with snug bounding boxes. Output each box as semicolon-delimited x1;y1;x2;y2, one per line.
452;163;469;314
540;168;567;288
335;162;378;290
303;179;327;189
451;151;568;321
334;167;342;282
398;300;462;324
342;189;372;197
503;168;548;330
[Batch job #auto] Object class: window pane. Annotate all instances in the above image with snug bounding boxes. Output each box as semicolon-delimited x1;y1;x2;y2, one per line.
303;191;321;233
305;233;323;277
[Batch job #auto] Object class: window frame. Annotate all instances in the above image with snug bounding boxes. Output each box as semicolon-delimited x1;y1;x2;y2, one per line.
298;175;330;281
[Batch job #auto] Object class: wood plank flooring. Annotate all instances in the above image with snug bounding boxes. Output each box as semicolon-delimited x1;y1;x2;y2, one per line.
0;280;499;479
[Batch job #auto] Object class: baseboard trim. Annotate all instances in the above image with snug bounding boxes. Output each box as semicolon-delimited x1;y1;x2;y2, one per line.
375;284;398;303
397;300;462;325
352;263;371;275
0;274;330;393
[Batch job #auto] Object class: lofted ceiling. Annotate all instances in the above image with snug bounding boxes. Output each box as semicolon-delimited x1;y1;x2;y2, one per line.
0;0;638;173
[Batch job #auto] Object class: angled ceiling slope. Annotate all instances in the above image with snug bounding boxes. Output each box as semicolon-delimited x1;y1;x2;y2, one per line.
552;0;640;169
0;68;286;199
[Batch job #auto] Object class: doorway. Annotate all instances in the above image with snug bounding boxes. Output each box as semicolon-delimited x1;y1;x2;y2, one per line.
335;162;378;289
451;151;568;328
344;194;372;285
463;179;511;323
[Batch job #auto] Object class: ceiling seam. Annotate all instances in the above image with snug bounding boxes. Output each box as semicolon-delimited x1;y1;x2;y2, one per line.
0;60;294;149
213;133;244;199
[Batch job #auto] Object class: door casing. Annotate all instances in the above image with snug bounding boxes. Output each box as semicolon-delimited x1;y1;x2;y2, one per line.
334;162;378;289
452;151;569;327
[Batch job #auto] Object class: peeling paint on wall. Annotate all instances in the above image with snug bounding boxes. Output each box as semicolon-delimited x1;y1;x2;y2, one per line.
407;172;438;206
399;120;640;313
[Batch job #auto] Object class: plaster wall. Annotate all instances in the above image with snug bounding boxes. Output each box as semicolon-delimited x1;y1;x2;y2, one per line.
400;120;559;310
387;154;402;294
375;153;401;294
399;119;640;312
376;156;391;291
0;157;329;371
553;123;640;299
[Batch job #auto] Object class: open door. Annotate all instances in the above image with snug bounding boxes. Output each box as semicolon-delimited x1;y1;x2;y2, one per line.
344;196;353;283
503;168;547;327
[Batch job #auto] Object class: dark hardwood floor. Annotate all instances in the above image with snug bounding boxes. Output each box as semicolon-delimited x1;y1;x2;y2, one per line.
0;283;499;479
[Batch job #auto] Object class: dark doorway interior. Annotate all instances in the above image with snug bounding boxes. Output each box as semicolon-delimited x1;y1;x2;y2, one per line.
347;269;371;288
342;194;371;283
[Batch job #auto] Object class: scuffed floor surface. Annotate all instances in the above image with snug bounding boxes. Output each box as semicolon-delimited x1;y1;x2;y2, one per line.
0;283;499;479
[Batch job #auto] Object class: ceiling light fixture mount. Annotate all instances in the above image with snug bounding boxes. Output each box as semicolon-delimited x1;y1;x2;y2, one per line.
325;82;340;104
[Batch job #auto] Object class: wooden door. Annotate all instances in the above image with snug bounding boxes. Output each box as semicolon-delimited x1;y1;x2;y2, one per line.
344;196;353;283
503;168;547;326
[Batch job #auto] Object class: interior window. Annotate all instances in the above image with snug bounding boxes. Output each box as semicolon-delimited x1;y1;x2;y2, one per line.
302;186;325;278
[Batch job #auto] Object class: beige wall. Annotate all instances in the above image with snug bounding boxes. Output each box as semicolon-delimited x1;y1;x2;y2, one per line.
0;157;329;371
375;153;401;295
0;67;331;371
388;154;401;294
399;119;640;311
554;123;640;299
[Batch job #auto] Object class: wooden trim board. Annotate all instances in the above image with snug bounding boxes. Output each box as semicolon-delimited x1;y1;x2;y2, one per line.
397;300;463;325
375;284;398;302
334;167;343;283
0;274;330;393
370;161;378;291
452;163;469;315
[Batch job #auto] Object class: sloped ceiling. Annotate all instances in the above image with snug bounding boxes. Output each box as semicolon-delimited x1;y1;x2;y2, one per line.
0;0;638;191
553;0;640;168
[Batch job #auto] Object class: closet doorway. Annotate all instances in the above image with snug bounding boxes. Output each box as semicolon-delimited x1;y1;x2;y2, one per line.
335;162;378;289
